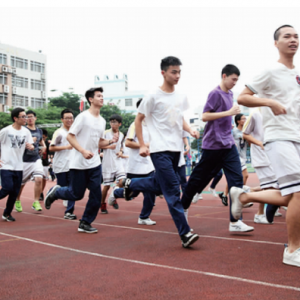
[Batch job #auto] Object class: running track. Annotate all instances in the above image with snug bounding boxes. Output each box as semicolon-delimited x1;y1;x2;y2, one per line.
0;174;299;300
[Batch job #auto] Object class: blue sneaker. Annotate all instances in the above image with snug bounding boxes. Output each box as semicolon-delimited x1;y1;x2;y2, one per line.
266;204;279;223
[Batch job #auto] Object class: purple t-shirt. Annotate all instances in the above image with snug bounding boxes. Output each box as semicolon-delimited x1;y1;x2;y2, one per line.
201;86;235;150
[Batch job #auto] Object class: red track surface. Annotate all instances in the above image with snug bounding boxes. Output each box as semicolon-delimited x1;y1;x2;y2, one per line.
0;174;299;300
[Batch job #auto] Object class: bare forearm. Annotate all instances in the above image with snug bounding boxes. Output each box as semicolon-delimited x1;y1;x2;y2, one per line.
49;145;70;152
202;111;230;122
99;139;114;149
238;94;272;107
243;133;262;147
125;139;140;149
183;119;192;133
67;134;85;153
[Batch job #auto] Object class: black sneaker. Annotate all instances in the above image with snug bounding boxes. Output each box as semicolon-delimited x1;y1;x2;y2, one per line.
39;193;44;201
44;185;61;210
113;200;119;210
120;178;133;201
180;233;199;248
2;215;16;222
218;192;228;206
64;213;77;220
78;220;98;233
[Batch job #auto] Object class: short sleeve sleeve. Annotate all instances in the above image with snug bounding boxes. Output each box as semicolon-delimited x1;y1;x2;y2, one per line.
51;129;62;146
246;69;270;95
182;130;190;138
203;91;219;113
138;94;154;117
126;123;136;140
0;128;7;144
69;113;83;136
243;112;256;135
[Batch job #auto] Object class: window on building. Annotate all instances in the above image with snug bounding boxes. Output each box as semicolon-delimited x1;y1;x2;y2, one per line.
0;74;7;85
12;95;29;107
0;53;7;64
125;99;132;106
31;79;45;91
12;76;28;88
31;97;45;108
190;119;194;124
0;93;8;105
30;61;45;73
11;56;28;69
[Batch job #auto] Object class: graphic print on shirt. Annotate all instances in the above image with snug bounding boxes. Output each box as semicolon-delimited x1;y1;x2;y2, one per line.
296;75;300;85
8;134;26;148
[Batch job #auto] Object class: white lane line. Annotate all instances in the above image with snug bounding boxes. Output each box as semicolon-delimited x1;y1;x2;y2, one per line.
0;231;298;292
9;210;285;246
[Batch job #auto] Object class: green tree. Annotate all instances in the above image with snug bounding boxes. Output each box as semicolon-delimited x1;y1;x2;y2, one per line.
48;92;81;115
0;112;12;129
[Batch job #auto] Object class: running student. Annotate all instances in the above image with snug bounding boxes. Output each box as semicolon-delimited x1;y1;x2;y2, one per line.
45;87;118;233
15;110;46;213
231;25;300;267
100;114;125;213
118;56;200;247
181;64;254;233
49;109;76;220
242;108;278;224
40;129;50;201
108;98;156;225
0;108;34;221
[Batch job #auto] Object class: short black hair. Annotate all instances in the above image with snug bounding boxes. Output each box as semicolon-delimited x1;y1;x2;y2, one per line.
85;87;104;105
221;64;240;77
274;25;294;41
235;113;244;127
136;98;142;108
160;56;182;71
42;129;48;136
109;114;122;123
26;110;36;117
61;108;74;119
11;107;25;122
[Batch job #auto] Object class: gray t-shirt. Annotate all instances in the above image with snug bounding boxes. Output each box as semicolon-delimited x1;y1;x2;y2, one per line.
233;127;247;162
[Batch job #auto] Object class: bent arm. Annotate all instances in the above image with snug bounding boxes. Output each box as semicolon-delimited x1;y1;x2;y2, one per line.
238;87;273;107
67;133;85;153
135;113;146;147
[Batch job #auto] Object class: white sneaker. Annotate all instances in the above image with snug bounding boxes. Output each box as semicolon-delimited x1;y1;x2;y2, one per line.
63;200;68;207
254;214;271;224
243;185;251;193
229;220;254;232
243;202;253;208
282;206;288;211
209;187;218;197
275;208;282;217
192;193;202;203
138;218;156;225
108;187;117;206
229;187;244;220
283;247;300;267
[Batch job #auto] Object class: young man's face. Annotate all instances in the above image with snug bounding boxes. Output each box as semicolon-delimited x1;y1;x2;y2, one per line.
89;91;104;108
223;74;239;90
26;113;36;126
110;120;121;131
14;111;27;126
61;112;74;128
238;115;247;127
162;65;181;85
275;27;298;56
42;134;47;141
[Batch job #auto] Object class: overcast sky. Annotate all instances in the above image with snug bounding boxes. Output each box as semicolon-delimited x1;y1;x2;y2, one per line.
1;0;300;117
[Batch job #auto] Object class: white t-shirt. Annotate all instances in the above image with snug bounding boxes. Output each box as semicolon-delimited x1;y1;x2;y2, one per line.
121;144;129;173
138;88;189;153
0;125;33;171
126;121;154;175
178;130;190;167
246;62;300;144
232;127;247;162
51;126;72;174
102;129;124;173
243;108;271;168
69;110;106;170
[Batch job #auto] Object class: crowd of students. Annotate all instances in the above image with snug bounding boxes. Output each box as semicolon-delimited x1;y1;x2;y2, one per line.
0;24;300;267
